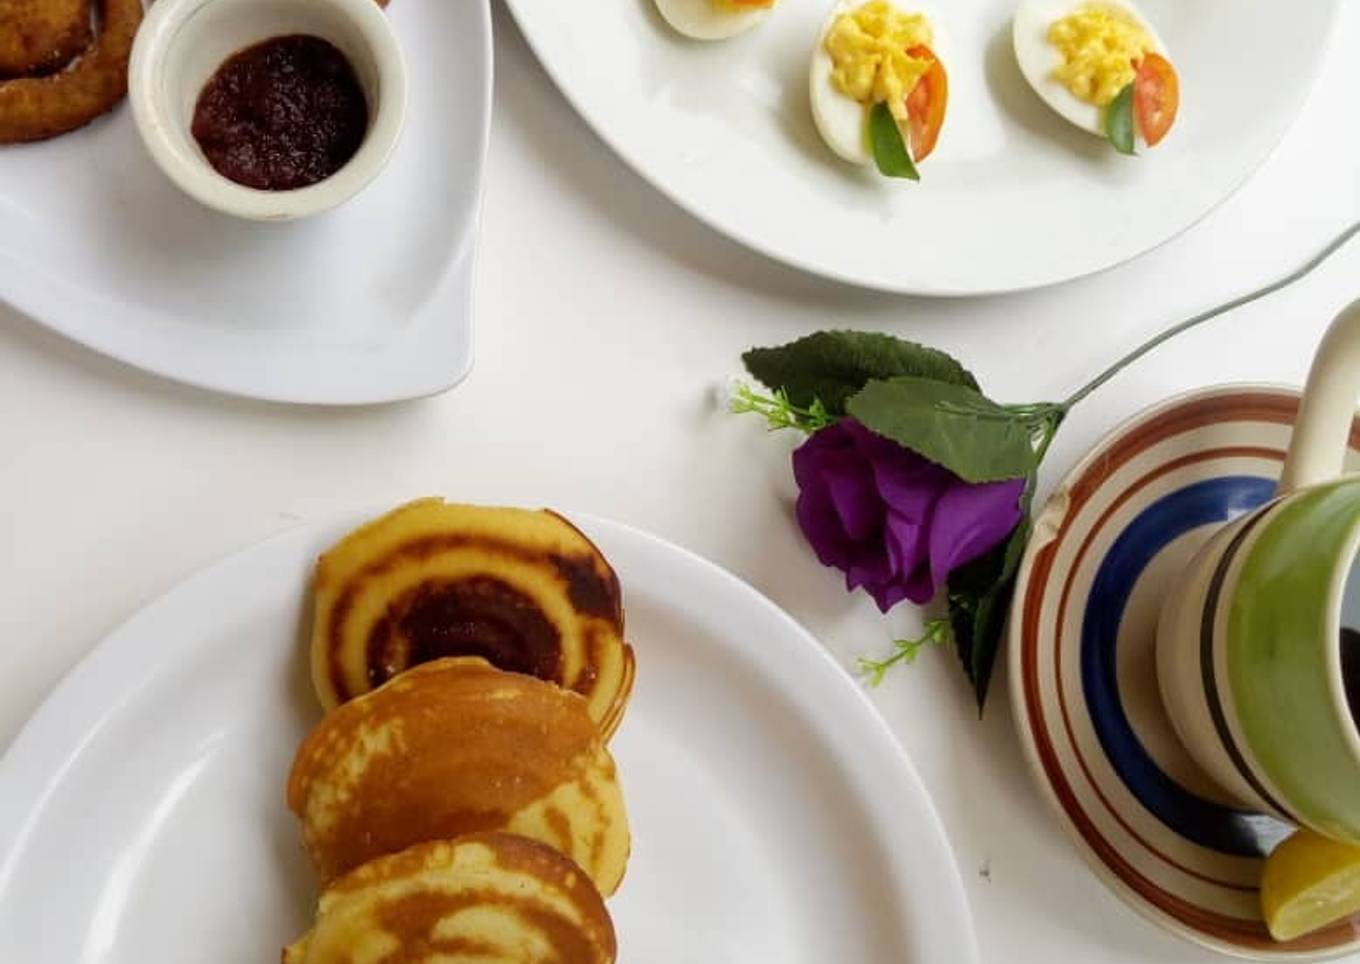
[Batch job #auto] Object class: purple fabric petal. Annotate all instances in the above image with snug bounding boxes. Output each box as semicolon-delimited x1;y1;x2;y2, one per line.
795;482;851;568
822;451;883;542
791;423;844;489
874;461;948;520
791;419;1025;615
881;509;919;576
926;477;1026;592
884;509;937;605
863;581;912;613
847;420;950;517
793;426;855;567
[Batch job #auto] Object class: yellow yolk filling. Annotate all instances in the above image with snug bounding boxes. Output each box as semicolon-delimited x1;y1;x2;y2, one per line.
825;1;933;122
1047;4;1154;107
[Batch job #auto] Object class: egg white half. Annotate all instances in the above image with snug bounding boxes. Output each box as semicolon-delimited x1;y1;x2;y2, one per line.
655;0;771;41
809;2;947;166
809;2;868;164
1012;0;1169;137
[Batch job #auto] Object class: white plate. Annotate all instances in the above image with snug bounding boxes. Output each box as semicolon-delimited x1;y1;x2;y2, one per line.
503;0;1336;295
0;512;978;963
0;0;491;404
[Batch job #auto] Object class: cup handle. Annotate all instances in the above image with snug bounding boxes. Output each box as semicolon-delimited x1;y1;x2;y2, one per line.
1278;298;1360;494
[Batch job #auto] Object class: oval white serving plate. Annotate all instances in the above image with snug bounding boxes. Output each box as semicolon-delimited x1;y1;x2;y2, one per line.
0;511;978;963
0;0;491;404
503;0;1336;295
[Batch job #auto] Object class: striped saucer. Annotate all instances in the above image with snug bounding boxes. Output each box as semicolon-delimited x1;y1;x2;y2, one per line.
1010;386;1360;959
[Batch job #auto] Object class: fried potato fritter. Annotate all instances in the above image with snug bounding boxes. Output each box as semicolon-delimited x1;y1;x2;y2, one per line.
0;0;140;143
0;0;91;78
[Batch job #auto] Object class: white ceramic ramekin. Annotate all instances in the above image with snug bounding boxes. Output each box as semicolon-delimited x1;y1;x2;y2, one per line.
129;0;407;221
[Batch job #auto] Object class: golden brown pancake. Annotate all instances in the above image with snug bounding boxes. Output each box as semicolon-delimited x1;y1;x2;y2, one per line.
311;499;635;740
288;657;630;895
0;0;91;78
283;834;617;964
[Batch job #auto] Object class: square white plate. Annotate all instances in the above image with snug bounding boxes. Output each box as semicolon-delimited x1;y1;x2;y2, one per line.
0;0;491;405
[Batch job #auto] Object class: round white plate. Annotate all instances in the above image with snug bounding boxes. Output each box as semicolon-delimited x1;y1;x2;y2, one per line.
0;0;491;405
0;512;978;963
503;0;1336;295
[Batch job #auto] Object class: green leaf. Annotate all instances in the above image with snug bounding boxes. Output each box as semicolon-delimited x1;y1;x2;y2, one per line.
868;102;920;180
742;331;978;417
947;514;1031;712
1103;83;1136;156
845;377;1036;483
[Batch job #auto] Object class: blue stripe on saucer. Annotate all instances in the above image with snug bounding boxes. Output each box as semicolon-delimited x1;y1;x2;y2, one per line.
1080;476;1290;857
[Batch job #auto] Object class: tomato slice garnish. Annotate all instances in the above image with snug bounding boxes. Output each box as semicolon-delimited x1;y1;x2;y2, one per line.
904;45;947;163
1132;52;1178;147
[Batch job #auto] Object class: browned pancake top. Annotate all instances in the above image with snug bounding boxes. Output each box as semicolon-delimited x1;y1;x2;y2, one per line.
289;834;616;964
287;658;612;882
309;500;634;740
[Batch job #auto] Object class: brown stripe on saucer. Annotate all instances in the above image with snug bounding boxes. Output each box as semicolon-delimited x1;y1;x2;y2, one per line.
1018;389;1360;951
1051;447;1281;893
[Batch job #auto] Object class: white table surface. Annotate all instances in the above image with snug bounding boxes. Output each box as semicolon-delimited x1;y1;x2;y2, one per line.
3;3;1359;961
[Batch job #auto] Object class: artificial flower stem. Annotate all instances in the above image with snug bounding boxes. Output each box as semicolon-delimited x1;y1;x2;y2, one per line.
1059;220;1360;412
858;617;952;687
729;383;834;433
1031;411;1063;467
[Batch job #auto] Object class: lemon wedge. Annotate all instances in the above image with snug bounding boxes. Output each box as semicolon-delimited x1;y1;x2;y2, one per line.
1261;829;1360;942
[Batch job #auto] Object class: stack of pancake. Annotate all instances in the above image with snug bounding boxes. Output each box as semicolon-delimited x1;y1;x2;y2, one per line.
284;499;637;964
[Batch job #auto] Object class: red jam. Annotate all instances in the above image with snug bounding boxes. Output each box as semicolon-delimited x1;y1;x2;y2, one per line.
191;34;368;192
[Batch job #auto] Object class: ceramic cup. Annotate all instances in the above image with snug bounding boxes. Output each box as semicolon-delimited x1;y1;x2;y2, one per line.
1158;298;1360;844
129;0;407;221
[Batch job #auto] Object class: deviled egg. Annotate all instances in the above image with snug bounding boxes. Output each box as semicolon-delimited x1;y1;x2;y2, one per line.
1013;0;1179;153
654;0;774;41
810;0;948;180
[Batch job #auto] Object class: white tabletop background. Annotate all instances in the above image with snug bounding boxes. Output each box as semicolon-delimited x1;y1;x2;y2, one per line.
3;3;1359;961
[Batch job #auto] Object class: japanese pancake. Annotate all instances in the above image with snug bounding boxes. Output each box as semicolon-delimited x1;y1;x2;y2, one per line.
310;499;635;740
283;834;617;964
287;657;631;894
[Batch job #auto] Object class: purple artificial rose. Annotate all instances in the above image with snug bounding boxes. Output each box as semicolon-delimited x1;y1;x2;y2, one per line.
791;419;1025;613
